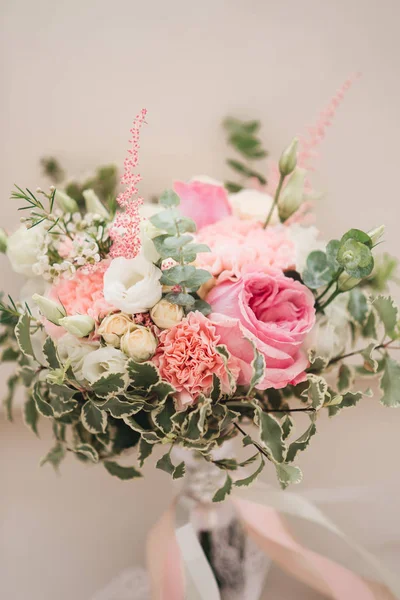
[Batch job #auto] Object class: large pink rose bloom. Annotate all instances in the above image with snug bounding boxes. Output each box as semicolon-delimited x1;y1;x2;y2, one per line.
207;272;316;390
153;311;239;409
196;216;296;282
174;180;232;231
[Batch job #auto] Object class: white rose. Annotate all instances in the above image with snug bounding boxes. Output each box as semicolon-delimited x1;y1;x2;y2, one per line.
81;346;127;385
97;313;134;347
57;334;100;383
6;224;46;277
288;224;325;273
103;255;162;314
229;189;279;224
150;299;184;329
120;326;157;362
305;295;351;361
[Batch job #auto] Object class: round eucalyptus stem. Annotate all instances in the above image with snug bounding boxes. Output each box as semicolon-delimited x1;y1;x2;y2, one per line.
318;288;341;312
315;269;344;304
263;173;285;229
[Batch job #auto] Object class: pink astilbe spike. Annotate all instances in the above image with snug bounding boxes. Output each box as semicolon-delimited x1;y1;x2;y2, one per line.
266;75;359;197
110;109;148;258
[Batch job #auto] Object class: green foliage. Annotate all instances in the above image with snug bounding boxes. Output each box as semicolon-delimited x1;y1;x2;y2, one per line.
257;409;285;463
348;289;369;325
91;372;127;399
380;356;400;407
302;251;335;289
40;443;66;471
212;473;233;502
103;461;142;480
156;450;185;479
234;455;265;488
286;416;317;463
3;374;19;421
368;253;399;292
15;313;35;360
373;296;398;337
23;394;39;436
81;400;107;434
275;463;303;489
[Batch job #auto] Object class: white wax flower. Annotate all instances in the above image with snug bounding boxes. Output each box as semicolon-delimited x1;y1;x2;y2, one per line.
81;346;127;385
120;326;157;362
57;334;100;383
103;255;162;314
6;224;46;277
229;189;279;224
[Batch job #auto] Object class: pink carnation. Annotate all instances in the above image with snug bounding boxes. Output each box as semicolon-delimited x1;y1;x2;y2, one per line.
152;311;239;409
196;216;296;282
49;261;115;322
207;271;316;390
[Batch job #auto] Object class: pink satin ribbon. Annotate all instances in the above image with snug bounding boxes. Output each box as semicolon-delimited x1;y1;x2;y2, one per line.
146;497;395;600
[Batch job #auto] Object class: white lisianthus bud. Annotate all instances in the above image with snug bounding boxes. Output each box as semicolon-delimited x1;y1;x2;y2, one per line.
120;326;157;362
32;294;66;325
0;228;8;253
150;299;184;329
367;225;385;246
278;138;298;176
6;224;46;276
59;315;95;337
278;168;306;222
97;313;134;347
82;189;110;218
54;189;79;213
337;272;361;292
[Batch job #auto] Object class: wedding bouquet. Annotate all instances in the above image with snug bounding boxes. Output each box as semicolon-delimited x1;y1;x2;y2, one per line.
2;98;399;503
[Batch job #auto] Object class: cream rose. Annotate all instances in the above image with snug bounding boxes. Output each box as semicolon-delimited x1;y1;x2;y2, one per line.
150;299;184;329
103;255;162;314
6;224;46;277
229;189;279;224
97;313;134;347
120;325;157;362
81;346;128;385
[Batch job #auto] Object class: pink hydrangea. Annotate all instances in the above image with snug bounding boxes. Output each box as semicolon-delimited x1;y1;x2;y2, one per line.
152;311;239;409
49;261;115;322
196;216;296;282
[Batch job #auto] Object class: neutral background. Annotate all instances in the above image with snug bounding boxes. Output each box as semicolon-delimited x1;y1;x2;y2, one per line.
1;1;399;599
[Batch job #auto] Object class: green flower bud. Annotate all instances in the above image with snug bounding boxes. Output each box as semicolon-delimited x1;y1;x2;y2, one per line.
83;189;110;218
32;294;66;325
367;225;385;246
278;138;298;176
337;272;361;292
54;189;79;214
0;228;8;253
59;315;96;337
278;167;306;221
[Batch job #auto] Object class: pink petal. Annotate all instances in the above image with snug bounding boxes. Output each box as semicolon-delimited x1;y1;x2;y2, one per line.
174;180;232;231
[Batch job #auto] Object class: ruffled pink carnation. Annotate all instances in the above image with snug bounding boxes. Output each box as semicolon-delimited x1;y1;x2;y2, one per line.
49;261;115;321
196;216;296;282
152;311;239;409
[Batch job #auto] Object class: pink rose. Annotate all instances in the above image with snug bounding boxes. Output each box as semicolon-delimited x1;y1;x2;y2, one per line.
207;272;316;390
174;180;232;231
152;311;239;409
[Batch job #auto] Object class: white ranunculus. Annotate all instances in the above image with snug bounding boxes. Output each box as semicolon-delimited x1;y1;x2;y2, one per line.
288;224;325;273
103;255;162;314
6;224;46;277
229;189;279;224
81;346;127;385
305;295;351;361
57;334;100;383
120;326;157;362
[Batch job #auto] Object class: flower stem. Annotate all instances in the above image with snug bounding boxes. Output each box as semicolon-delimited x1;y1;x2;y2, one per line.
318;288;341;312
263;173;285;229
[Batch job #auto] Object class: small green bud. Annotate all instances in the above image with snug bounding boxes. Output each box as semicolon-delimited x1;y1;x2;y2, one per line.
32;294;66;325
278;138;298;176
59;315;95;337
367;225;385;246
0;228;8;253
278;167;306;221
337;272;361;292
83;189;110;218
54;189;79;214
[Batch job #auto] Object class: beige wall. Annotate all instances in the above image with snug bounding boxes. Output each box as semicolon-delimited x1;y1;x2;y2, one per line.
1;1;400;599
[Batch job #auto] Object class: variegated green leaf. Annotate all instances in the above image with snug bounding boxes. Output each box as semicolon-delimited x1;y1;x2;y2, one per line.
33;382;54;417
15;313;35;360
373;295;398;337
380;356;400;407
75;443;99;463
127;360;160;389
275;463;303;489
43;337;60;369
3;374;18;421
234;455;265;487
92;372;127;399
103;461;142;479
101;397;143;418
257;409;286;463
138;437;154;467
23;394;39;436
40;443;66;471
81;400;107;434
212;473;233;502
286;417;317;463
152;397;176;435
